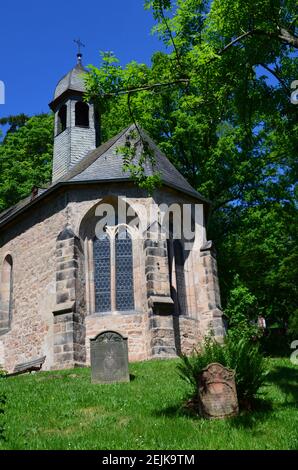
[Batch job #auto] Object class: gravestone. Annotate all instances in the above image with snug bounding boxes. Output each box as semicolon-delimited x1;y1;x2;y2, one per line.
90;331;130;384
198;363;239;419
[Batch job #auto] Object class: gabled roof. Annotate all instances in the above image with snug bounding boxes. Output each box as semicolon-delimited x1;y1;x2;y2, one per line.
58;124;204;199
0;125;208;229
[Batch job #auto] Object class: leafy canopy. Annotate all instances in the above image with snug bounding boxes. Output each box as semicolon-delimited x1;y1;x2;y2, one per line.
84;0;298;328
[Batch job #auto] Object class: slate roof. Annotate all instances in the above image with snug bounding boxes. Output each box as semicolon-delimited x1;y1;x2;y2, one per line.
53;63;87;100
64;125;205;199
0;125;208;229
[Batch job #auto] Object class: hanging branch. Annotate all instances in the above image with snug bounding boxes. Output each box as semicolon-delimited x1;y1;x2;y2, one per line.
127;92;142;140
157;3;183;73
115;91;161;194
104;78;189;98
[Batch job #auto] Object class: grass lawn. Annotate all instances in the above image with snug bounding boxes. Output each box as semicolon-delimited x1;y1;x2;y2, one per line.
0;357;297;450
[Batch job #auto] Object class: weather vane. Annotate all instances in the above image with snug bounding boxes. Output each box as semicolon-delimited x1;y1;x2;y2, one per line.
74;38;85;55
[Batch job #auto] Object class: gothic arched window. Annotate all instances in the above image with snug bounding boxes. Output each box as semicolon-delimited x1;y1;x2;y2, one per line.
116;230;134;311
0;255;13;333
92;229;134;314
57;105;67;135
93;234;111;313
75;101;89;127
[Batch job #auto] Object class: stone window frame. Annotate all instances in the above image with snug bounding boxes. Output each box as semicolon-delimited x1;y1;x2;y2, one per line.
84;224;143;316
0;253;13;336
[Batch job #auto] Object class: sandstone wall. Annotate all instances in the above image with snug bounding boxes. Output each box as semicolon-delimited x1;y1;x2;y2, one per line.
0;195;67;371
0;184;223;372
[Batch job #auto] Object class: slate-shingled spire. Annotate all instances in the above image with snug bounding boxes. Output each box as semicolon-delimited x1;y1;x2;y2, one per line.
49;51;98;182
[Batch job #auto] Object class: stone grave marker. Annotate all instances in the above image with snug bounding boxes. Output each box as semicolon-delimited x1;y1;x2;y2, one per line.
90;331;130;384
198;362;239;419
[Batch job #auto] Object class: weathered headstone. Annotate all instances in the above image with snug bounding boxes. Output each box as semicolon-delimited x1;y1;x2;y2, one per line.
198;363;239;419
90;331;130;384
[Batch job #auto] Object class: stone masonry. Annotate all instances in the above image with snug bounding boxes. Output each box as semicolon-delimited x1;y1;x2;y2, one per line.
0;184;225;372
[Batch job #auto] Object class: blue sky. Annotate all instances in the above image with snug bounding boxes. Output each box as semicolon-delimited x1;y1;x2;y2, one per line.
0;1;162;118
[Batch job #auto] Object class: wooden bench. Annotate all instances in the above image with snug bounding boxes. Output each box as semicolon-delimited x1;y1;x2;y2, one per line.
6;356;46;377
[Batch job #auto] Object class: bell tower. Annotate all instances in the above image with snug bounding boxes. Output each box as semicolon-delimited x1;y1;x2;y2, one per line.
49;51;98;182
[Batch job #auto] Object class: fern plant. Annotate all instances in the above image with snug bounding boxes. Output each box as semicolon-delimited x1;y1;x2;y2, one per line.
177;334;268;409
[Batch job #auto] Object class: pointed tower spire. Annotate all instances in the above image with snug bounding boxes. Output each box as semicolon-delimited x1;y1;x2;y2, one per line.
49;43;100;183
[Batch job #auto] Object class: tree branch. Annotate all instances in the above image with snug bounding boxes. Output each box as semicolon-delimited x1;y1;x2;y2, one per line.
278;27;298;48
258;63;290;92
158;4;183;72
127;92;142;142
218;31;254;55
104;79;189;98
217;28;298;57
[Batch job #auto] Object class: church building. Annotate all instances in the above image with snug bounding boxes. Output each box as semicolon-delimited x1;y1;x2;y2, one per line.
0;53;225;372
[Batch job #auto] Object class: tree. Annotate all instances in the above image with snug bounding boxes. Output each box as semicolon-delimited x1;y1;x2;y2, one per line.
0;114;54;211
84;0;298;328
0;114;29;137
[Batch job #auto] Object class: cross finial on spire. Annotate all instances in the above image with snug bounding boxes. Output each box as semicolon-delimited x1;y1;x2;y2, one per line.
74;38;85;65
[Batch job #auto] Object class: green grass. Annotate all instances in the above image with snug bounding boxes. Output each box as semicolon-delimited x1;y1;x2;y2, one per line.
0;358;297;450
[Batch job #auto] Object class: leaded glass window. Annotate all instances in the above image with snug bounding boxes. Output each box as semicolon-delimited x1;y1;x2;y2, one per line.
93;234;111;312
115;230;134;311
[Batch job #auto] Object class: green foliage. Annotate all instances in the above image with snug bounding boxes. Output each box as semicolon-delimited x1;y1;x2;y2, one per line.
177;336;226;389
224;274;260;342
178;335;269;408
288;309;298;339
0;371;6;441
116;130;162;195
0;114;54;211
84;0;298;331
0;114;29;136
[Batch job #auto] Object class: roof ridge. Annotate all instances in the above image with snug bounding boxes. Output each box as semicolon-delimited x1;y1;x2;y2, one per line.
0;125;209;228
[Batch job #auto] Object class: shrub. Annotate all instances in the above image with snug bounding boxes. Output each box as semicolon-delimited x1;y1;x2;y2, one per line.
224;275;261;342
178;334;268;410
288;309;298;339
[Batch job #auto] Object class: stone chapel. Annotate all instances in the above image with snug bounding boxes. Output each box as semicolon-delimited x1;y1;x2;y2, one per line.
0;54;225;372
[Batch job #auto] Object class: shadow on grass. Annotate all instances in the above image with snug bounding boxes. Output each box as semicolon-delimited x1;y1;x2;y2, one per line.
266;365;298;404
154;396;274;428
156;362;298;425
155;368;297;425
153;400;202;420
